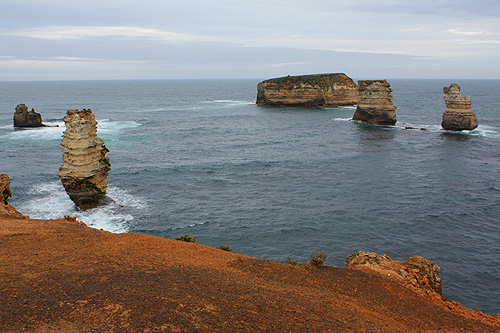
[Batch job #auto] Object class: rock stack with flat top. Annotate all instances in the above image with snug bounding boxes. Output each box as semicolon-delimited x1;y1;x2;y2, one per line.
256;73;358;107
441;83;478;131
352;80;397;125
58;109;110;210
13;104;45;127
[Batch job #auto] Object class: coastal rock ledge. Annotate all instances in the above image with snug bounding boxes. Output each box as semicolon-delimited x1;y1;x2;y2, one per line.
256;73;358;107
57;109;110;210
345;251;442;297
441;83;478;131
352;80;397;125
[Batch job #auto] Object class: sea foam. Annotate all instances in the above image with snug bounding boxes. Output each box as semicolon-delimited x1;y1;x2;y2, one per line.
18;181;145;233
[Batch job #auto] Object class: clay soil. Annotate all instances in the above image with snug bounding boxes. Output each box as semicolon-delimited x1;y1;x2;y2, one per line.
1;214;499;332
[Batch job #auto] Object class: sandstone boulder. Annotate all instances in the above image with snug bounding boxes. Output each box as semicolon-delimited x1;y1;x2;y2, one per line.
256;73;358;107
13;104;45;127
352;80;397;125
57;109;110;210
345;251;442;297
441;83;478;131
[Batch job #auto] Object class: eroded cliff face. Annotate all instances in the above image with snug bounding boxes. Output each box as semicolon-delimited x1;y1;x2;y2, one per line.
345;251;442;297
0;174;26;218
441;83;478;131
57;109;110;210
352;80;397;125
256;73;358;107
13;104;44;127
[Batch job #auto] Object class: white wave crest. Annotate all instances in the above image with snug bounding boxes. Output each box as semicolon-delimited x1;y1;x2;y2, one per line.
19;181;146;233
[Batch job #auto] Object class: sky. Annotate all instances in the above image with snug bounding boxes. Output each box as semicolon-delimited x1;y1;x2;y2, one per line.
0;0;499;80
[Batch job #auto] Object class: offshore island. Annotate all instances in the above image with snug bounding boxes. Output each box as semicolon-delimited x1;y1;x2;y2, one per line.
1;175;499;331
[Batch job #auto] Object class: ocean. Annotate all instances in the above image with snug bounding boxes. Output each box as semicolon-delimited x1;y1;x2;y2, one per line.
0;79;499;314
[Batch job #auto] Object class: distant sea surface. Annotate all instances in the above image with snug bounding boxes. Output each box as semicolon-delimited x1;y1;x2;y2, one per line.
1;79;499;314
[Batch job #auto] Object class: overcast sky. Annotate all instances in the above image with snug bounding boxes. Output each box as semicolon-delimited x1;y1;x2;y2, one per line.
1;0;499;80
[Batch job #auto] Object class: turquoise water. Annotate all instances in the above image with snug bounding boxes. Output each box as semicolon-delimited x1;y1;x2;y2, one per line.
0;79;499;313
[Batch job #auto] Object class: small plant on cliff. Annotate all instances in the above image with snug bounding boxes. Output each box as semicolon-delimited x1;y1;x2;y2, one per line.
286;257;298;266
310;252;326;266
218;245;231;252
175;234;196;243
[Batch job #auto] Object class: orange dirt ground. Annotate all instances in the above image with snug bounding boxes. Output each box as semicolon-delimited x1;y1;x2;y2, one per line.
1;213;499;332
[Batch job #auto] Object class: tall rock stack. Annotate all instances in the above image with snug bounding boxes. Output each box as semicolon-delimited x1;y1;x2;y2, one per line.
13;104;45;127
256;73;358;107
352;80;397;125
441;83;478;131
57;109;111;210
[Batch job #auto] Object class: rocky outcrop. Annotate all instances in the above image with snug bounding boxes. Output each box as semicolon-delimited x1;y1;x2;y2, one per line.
352;80;397;125
345;251;442;297
0;174;26;218
13;104;45;127
57;109;110;210
256;73;358;107
441;83;478;131
0;174;12;205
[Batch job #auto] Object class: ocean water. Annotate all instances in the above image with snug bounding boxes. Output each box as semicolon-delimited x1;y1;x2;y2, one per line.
0;79;499;314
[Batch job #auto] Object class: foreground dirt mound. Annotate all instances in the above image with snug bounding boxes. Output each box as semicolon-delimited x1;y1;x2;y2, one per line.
0;214;499;332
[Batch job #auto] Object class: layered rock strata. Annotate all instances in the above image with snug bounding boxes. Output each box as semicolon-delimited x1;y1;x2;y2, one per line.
57;109;110;210
441;83;478;131
352;80;397;125
13;104;45;127
256;73;358;107
345;251;442;297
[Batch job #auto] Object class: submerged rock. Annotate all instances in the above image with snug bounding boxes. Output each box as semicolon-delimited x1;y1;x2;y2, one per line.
352;80;397;125
441;83;478;131
345;251;442;297
57;109;110;210
256;73;358;107
13;104;45;127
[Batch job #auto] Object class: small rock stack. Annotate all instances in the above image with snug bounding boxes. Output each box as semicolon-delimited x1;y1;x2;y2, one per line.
13;104;45;127
57;109;110;210
352;80;397;125
441;83;478;131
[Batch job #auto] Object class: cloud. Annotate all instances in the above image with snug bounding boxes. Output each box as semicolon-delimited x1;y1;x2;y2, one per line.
6;26;197;41
270;62;308;67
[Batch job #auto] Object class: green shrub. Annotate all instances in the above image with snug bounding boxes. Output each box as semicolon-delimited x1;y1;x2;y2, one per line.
310;252;326;266
286;257;298;266
218;245;231;252
175;234;196;243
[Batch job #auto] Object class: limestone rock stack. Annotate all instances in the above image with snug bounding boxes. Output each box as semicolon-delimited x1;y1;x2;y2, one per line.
441;83;478;131
13;104;45;127
256;73;358;107
352;80;397;125
57;109;110;210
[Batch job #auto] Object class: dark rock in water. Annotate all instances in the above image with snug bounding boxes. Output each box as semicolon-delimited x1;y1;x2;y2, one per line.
57;109;110;210
441;83;478;131
352;80;397;125
256;73;358;107
13;104;46;127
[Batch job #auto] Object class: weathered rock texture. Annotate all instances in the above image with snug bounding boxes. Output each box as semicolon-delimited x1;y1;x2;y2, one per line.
13;104;45;127
256;73;358;107
57;109;110;210
441;83;478;131
0;174;12;205
0;174;26;218
352;80;397;125
345;251;442;297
